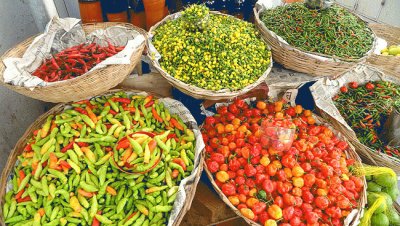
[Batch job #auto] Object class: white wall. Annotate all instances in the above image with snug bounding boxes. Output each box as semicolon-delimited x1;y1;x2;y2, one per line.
0;0;53;171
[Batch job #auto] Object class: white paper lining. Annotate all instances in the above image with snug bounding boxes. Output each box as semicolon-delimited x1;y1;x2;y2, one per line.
3;17;145;88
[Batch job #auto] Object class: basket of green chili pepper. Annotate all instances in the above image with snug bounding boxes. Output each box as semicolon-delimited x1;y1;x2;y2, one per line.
254;2;376;77
0;89;205;225
311;65;400;173
366;23;400;76
148;4;273;100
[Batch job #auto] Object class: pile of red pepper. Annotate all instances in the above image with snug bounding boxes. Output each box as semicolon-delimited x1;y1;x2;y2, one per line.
203;99;363;225
32;42;124;82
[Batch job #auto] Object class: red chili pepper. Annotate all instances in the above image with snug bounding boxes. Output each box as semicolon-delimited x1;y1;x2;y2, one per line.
116;137;130;150
61;141;74;153
173;158;187;171
152;108;163;123
170;118;184;131
15;189;24;200
144;100;154;108
17;196;31;203
51;58;60;70
167;133;177;139
92;52;106;59
109;109;117;115
24;144;32;152
143;96;153;107
126;212;137;222
75;107;88;115
59;160;71;169
76;142;89;147
112;97;131;104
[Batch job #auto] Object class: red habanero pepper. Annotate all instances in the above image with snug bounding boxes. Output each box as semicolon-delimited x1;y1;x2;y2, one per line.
61;141;74;153
152;108;163;123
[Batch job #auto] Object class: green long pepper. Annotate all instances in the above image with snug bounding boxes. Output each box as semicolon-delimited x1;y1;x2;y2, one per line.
4;93;197;225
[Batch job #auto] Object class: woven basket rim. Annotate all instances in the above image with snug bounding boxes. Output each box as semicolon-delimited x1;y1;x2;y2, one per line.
254;4;377;63
0;22;147;89
0;88;204;225
147;11;273;99
202;113;367;226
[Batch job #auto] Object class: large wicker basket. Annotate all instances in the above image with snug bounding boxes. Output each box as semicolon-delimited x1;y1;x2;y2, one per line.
147;11;273;100
366;23;400;76
311;65;400;173
203;114;367;226
0;89;204;225
254;4;376;78
0;23;147;103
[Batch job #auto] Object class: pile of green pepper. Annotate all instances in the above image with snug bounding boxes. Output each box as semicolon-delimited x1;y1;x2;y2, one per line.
261;3;374;59
152;5;271;91
2;92;197;225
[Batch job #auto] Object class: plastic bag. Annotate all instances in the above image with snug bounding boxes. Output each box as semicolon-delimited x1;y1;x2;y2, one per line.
304;0;334;9
360;193;387;226
353;165;397;179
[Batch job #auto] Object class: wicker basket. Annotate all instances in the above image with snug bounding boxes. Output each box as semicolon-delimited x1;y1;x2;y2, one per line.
0;89;204;225
254;5;376;78
366;23;400;76
311;65;400;173
147;11;273;100
0;23;147;103
203;114;367;226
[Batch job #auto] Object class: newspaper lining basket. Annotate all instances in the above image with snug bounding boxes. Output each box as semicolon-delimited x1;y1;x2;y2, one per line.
0;23;147;103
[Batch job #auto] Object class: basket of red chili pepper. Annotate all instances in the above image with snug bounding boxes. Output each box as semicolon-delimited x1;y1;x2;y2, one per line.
0;89;205;225
311;64;400;173
202;98;366;226
0;22;147;103
254;2;376;77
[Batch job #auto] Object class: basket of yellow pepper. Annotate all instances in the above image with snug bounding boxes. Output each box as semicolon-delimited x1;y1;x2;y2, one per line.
147;4;273;100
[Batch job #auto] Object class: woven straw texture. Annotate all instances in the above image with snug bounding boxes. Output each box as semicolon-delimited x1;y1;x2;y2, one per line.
366;23;400;75
0;23;146;103
147;11;273;100
204;114;367;226
254;6;376;78
0;89;203;225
